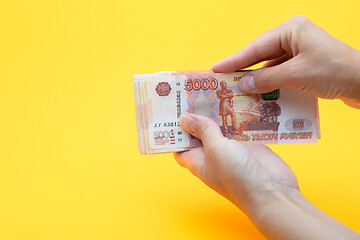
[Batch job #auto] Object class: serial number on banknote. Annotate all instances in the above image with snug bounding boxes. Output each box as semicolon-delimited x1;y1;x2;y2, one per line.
153;122;180;128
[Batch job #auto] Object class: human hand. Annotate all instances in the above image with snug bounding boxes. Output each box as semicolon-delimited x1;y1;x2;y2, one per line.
174;113;360;239
212;15;360;109
174;113;299;217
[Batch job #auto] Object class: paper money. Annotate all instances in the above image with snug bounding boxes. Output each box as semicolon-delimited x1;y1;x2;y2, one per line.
133;71;320;154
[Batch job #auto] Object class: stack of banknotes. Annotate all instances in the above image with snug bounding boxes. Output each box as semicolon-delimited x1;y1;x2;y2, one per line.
133;71;320;154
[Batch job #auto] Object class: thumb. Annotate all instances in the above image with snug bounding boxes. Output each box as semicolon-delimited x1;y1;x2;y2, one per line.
180;113;225;147
240;63;300;93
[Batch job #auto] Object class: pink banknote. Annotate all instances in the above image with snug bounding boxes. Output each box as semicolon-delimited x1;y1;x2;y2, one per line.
133;71;320;154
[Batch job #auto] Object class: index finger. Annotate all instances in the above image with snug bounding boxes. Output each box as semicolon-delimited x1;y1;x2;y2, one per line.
211;22;292;73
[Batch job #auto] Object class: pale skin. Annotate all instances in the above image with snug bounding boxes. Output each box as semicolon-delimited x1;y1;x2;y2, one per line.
174;15;360;240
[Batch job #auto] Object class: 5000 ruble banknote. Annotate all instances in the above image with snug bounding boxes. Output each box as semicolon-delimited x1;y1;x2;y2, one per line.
133;71;320;154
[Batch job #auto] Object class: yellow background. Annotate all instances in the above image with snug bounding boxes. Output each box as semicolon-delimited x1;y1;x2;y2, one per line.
1;0;360;239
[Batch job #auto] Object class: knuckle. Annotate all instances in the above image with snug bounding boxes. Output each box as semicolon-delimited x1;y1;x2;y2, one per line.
289;15;312;30
227;56;242;71
255;70;272;91
195;120;211;138
249;45;265;62
290;15;309;25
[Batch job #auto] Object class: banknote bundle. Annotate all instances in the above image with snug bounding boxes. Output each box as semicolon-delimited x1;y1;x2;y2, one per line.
133;71;320;154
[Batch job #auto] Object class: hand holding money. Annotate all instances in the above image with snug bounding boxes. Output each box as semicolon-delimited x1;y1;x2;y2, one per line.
134;71;320;154
172;16;360;240
212;16;360;109
174;113;300;225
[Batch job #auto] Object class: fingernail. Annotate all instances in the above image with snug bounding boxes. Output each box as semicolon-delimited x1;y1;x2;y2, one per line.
208;66;213;72
240;75;256;93
180;115;197;134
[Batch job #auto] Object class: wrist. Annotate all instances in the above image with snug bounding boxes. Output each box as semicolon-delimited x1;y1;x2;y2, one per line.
242;185;305;228
235;182;360;239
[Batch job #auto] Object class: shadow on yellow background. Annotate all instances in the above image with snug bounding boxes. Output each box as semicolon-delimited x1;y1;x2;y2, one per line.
178;206;265;239
0;0;360;239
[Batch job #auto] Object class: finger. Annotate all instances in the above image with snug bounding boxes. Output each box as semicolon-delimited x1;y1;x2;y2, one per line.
210;15;314;73
261;55;289;68
174;147;206;178
179;114;225;148
239;59;305;93
211;25;287;73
